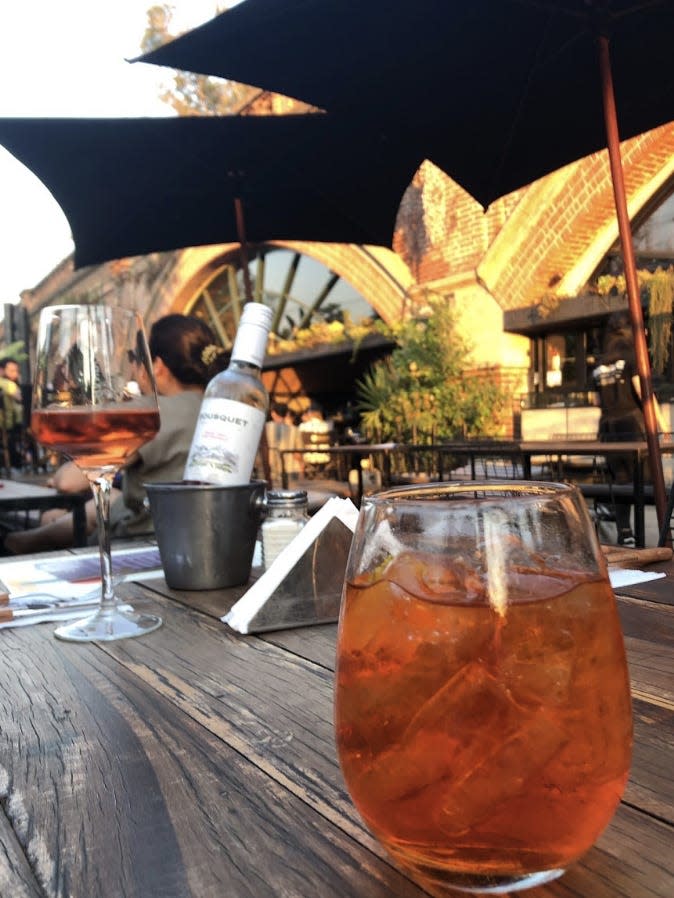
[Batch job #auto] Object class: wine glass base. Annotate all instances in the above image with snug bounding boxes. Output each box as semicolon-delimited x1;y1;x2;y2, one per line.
54;606;162;643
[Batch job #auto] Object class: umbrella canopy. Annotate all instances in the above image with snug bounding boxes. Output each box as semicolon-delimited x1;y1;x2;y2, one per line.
0;114;423;269
136;0;674;531
135;0;674;209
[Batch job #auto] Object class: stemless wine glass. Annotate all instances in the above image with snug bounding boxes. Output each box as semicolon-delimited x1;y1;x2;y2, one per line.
31;304;162;642
335;481;633;895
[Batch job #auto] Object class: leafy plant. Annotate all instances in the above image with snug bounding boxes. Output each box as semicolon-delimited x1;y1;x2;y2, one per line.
355;299;509;443
0;340;28;364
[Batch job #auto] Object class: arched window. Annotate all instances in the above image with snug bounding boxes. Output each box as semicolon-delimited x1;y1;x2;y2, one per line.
185;246;376;348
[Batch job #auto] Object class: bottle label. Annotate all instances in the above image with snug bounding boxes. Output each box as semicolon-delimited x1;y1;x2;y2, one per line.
184;397;266;485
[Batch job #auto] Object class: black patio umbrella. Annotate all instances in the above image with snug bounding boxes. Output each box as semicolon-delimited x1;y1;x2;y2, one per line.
0;114;422;270
136;0;674;528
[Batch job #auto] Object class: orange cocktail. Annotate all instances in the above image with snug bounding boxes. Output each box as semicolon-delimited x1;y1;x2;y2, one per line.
335;482;632;894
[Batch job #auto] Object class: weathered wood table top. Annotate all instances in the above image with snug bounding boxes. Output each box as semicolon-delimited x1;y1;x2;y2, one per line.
0;550;671;898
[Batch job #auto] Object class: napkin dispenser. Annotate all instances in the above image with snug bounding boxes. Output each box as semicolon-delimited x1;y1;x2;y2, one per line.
224;497;359;633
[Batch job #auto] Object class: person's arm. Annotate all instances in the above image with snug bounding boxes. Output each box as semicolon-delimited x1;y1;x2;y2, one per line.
50;461;91;493
631;376;668;433
50;452;140;490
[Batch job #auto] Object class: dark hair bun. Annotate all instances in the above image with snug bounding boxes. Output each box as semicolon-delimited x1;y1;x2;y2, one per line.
149;314;225;387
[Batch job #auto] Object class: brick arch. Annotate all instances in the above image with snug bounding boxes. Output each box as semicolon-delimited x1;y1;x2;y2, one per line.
479;122;674;309
160;240;414;326
559;142;674;296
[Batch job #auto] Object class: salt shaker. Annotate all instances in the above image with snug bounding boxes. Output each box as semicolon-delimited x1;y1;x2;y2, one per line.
262;489;309;570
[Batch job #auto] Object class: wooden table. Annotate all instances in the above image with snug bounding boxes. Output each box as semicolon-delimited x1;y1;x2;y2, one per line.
0;478;88;546
0;551;671;897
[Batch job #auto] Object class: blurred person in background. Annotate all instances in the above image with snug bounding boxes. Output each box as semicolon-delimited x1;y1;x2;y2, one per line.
592;310;667;547
0;357;25;468
265;401;304;488
299;403;332;472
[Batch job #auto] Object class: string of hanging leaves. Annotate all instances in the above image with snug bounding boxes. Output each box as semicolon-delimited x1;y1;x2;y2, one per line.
596;267;674;376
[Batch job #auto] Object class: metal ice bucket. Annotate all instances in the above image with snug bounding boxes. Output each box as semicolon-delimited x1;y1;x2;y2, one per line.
145;480;266;590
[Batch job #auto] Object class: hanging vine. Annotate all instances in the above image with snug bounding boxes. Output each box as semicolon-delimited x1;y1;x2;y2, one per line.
646;269;674;375
593;266;674;376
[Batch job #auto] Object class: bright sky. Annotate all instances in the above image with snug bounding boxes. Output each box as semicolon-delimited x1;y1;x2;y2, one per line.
0;1;231;305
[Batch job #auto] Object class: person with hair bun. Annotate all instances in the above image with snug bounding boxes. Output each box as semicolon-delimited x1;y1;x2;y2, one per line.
5;314;229;554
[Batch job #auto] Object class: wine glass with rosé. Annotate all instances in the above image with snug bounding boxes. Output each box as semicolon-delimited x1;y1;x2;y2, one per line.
31;305;162;642
335;481;633;895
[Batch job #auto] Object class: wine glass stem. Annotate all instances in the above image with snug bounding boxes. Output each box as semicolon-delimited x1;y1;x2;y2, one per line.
90;473;117;609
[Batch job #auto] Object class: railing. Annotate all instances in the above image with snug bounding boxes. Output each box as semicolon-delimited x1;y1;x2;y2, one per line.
280;439;538;502
520;390;597;409
281;437;674;547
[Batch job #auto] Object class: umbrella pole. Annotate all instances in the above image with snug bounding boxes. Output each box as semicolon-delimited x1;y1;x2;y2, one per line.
597;33;667;534
234;196;254;303
233;195;271;484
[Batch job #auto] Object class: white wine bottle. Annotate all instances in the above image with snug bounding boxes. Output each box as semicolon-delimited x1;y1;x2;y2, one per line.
184;302;272;485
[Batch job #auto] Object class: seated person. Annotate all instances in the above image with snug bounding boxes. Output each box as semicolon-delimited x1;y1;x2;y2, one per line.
5;315;228;554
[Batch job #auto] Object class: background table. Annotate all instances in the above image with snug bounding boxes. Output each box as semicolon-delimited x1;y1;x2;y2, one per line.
283;439;674;545
0;549;671;897
0;479;88;546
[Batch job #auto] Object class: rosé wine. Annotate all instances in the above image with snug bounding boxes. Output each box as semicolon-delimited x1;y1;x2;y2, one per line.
32;407;160;469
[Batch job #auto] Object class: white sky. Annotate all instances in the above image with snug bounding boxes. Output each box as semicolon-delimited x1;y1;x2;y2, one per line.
0;1;232;305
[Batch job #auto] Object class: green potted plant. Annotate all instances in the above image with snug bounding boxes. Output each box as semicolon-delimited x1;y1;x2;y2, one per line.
355;297;509;480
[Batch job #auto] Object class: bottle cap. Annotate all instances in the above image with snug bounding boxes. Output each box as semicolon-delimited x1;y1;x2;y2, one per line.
241;302;273;329
266;489;308;508
231;302;273;367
